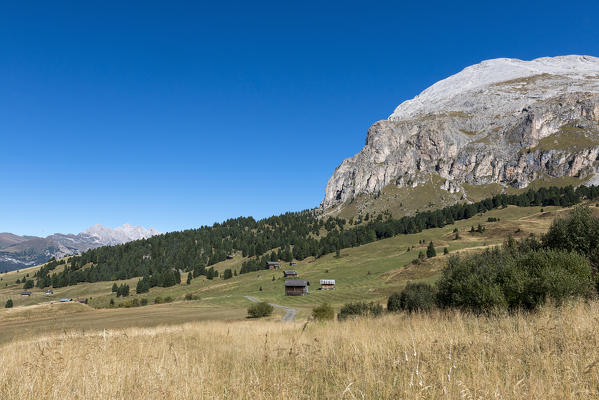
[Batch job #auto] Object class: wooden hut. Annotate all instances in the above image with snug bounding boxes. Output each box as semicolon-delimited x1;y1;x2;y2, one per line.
285;280;309;296
20;291;32;296
283;270;298;277
320;279;336;290
267;261;280;270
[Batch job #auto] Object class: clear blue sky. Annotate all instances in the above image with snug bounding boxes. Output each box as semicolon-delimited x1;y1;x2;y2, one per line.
1;1;598;236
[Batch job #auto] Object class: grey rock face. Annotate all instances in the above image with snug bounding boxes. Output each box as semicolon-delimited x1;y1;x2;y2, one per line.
323;56;599;209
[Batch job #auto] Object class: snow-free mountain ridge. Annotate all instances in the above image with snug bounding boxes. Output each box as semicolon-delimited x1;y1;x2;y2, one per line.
323;55;599;210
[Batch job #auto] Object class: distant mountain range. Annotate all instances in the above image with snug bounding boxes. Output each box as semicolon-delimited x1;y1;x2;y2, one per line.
0;224;160;272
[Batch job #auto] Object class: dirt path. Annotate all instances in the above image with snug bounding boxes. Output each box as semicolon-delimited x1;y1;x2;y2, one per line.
244;296;297;322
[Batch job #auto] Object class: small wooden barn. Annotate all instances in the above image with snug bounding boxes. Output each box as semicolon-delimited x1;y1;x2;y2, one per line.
285;280;309;296
283;270;298;277
267;261;280;270
20;291;32;296
320;279;336;290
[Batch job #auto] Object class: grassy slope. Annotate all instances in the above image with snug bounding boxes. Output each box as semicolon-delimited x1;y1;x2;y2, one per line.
2;202;593;341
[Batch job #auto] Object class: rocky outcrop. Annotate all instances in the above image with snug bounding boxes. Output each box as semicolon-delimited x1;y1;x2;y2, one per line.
323;56;599;209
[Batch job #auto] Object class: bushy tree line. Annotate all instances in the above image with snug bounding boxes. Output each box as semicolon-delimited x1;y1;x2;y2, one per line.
32;185;599;290
387;205;599;314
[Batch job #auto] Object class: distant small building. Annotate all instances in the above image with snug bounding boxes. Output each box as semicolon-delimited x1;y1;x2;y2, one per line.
267;261;280;270
284;270;298;277
226;255;234;260
77;298;88;304
285;280;309;296
44;289;53;295
20;291;32;296
59;298;72;302
289;262;297;266
320;279;336;290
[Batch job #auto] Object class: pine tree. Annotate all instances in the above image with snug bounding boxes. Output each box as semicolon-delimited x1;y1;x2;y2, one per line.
5;299;13;308
426;241;436;258
112;283;118;293
186;273;192;285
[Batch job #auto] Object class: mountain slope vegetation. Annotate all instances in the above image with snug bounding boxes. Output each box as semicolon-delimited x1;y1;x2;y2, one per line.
28;185;599;295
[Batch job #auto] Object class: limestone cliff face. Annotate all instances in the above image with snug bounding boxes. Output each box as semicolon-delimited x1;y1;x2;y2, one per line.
323;56;599;209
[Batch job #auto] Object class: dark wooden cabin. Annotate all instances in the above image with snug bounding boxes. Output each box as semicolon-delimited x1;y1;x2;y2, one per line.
283;270;298;277
267;261;280;270
285;280;309;296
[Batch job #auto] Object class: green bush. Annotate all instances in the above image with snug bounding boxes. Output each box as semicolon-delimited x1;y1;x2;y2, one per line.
5;299;13;308
23;280;34;289
387;292;402;312
437;247;593;313
398;282;437;312
154;297;163;304
184;293;193;301
247;302;274;318
543;206;599;266
338;301;383;320
140;298;148;306
311;303;335;321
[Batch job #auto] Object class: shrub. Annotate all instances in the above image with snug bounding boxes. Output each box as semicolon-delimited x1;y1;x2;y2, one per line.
247;302;274;318
338;301;383;320
398;282;437;312
184;293;193;301
154;297;163;304
542;205;599;266
437;247;593;313
164;296;173;303
443;247;449;255
311;303;335;321
387;292;402;312
5;299;13;308
140;298;148;306
23;280;34;289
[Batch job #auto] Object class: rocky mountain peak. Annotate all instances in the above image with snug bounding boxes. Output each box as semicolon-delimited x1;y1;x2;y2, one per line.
323;55;599;211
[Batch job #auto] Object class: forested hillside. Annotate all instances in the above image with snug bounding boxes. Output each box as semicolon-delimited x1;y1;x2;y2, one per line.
33;185;599;291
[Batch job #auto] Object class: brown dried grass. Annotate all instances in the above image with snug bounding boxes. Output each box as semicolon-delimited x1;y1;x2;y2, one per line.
2;300;599;399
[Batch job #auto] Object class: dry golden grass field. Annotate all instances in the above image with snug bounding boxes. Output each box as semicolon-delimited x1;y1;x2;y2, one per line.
2;300;599;399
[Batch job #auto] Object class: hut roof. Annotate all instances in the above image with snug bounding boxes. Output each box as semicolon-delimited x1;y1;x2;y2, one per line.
285;280;309;287
320;279;335;285
284;270;297;274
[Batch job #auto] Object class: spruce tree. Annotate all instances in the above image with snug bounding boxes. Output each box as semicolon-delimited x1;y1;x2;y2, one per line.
186;273;192;285
426;241;436;258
